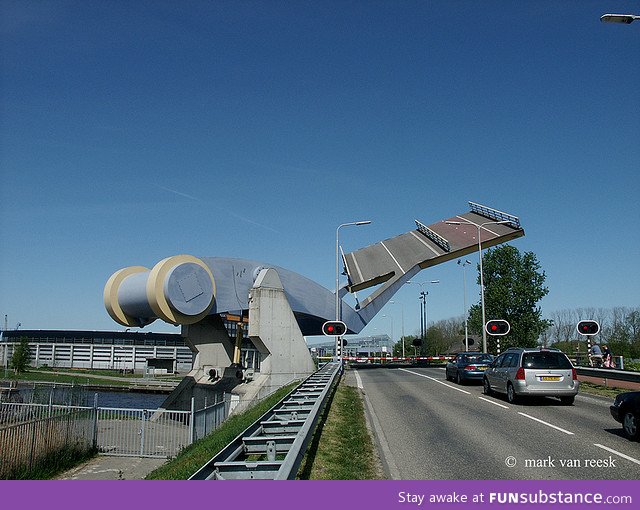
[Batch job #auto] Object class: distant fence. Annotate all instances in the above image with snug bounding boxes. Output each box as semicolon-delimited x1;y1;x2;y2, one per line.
0;394;231;479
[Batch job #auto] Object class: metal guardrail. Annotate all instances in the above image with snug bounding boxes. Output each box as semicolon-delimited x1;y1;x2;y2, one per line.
575;367;640;384
415;219;451;252
189;361;342;480
469;201;521;229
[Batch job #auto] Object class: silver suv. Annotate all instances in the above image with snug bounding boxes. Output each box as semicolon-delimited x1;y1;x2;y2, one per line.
483;347;579;405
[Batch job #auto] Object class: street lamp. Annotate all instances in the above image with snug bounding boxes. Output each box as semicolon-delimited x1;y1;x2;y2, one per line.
336;220;372;361
446;219;511;354
457;259;472;351
389;300;405;359
407;280;439;350
601;13;639;24
382;314;394;360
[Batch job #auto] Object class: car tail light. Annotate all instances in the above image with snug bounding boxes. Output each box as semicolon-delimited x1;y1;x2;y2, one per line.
515;367;526;380
572;368;577;380
464;365;477;371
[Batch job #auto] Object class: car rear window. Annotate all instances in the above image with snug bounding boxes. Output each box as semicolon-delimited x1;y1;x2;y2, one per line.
522;352;572;369
462;355;493;363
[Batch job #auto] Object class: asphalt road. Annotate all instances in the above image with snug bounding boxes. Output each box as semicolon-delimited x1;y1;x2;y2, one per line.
353;365;640;480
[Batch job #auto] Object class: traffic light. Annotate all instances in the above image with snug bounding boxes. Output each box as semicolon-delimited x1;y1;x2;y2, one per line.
485;319;510;336
576;320;599;336
322;321;347;336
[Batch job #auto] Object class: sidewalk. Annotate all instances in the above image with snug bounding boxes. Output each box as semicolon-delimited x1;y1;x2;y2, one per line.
55;456;167;480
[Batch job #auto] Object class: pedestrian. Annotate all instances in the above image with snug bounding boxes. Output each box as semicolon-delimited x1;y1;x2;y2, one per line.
602;345;615;368
590;343;603;367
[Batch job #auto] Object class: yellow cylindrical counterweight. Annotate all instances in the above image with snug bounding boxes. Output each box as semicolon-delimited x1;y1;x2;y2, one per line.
104;255;216;327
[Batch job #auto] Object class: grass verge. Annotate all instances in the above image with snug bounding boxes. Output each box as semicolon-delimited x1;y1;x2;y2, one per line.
579;381;628;399
297;378;383;480
146;382;297;480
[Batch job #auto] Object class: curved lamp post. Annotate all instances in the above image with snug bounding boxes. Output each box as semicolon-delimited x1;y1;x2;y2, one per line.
446;219;510;353
458;259;472;351
601;13;639;24
335;220;371;360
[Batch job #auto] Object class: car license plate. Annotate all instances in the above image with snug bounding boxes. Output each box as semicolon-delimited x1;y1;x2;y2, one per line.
478;366;487;371
540;376;560;381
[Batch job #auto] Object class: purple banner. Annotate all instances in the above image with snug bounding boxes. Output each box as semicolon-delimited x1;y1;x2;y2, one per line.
3;480;639;510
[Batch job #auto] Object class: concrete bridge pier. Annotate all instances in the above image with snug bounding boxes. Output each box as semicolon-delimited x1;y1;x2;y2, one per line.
160;267;315;414
230;267;315;414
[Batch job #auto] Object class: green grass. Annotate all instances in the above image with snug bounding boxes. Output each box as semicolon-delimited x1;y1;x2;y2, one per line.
2;370;132;386
33;366;144;378
146;382;298;480
297;380;383;480
579;381;630;399
4;445;98;480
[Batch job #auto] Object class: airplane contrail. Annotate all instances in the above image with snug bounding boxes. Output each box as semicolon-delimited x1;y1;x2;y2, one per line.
154;184;281;234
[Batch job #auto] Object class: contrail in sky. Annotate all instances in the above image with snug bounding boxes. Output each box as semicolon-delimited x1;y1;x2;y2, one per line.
154;184;281;234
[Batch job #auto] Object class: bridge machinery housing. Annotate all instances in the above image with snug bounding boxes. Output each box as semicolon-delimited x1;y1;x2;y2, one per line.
103;202;524;412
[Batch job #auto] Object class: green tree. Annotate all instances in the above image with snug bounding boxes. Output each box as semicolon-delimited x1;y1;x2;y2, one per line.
468;245;551;352
10;336;31;374
393;335;419;357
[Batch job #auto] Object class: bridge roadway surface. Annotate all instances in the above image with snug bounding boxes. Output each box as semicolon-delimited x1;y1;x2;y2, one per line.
352;365;640;480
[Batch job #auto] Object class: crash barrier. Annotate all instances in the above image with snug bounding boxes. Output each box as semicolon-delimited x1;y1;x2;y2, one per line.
316;356;453;364
575;367;640;385
189;361;342;480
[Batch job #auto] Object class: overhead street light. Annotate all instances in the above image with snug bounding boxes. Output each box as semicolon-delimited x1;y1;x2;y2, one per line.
389;300;405;359
601;13;639;24
407;280;439;350
445;219;511;354
457;259;472;351
335;220;372;361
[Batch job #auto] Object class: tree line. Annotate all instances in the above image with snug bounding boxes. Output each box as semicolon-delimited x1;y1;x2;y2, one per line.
392;245;639;361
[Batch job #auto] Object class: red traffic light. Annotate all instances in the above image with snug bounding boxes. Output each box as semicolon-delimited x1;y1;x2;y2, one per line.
322;321;347;336
485;319;510;336
576;320;599;336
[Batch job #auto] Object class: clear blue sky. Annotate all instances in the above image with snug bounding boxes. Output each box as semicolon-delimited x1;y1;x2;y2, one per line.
1;1;638;341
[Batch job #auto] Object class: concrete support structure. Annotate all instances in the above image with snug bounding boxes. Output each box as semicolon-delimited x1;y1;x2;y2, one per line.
160;267;314;414
235;268;315;412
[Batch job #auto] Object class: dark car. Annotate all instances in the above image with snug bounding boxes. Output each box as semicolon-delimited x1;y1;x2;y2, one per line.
610;391;640;441
445;352;494;384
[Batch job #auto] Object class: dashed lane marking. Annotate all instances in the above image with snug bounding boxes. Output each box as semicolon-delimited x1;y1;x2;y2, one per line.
518;412;574;435
594;444;640;465
478;396;509;409
399;368;471;394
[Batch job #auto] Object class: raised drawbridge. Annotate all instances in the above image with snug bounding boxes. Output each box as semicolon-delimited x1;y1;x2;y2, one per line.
103;202;524;411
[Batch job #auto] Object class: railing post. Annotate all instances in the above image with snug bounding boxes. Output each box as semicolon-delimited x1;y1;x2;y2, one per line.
203;396;208;437
92;393;98;450
189;397;195;445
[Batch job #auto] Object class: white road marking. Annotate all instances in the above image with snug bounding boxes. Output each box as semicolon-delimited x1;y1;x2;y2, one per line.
354;369;364;390
478;396;509;409
380;241;406;274
399;368;471;394
409;230;441;256
518;412;574;435
593;444;640;466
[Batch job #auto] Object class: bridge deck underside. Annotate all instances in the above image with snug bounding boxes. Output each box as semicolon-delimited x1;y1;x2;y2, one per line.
344;211;524;293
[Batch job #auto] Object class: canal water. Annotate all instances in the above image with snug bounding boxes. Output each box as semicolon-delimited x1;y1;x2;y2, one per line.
3;383;169;410
91;390;167;409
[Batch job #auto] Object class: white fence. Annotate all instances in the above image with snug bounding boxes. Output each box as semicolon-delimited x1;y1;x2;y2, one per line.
0;396;231;478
